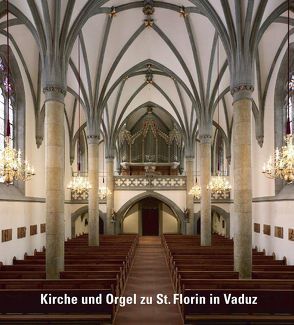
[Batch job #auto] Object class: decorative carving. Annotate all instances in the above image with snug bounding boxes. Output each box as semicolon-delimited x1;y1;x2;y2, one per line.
109;6;116;17
36;136;43;148
257;135;264;148
288;228;294;241
111;211;117;223
263;224;271;236
274;226;283;239
184;208;190;222
144;18;154;28
211;191;230;200
230;84;254;96
71;190;88;201
114;175;186;190
119;110;181;146
254;223;260;233
86;134;99;144
143;0;154;16
43;86;66;96
199;134;212;144
226;156;231;165
179;6;188;18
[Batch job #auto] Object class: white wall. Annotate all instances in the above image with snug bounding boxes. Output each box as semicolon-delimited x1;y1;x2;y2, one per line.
123;204;139;233
155;190;186;211
114;190;145;211
0;201;46;265
162;203;178;233
253;200;294;265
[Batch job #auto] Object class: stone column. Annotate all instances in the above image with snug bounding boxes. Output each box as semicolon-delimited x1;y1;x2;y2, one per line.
232;90;252;279
199;134;212;246
44;88;65;279
185;157;194;235
87;135;99;246
106;157;115;234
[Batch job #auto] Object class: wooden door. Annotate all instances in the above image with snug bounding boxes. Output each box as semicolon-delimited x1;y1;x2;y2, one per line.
142;208;159;236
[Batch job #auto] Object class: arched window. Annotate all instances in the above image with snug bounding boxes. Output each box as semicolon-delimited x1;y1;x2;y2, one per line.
0;47;25;193
288;72;294;134
0;57;15;183
274;44;294;194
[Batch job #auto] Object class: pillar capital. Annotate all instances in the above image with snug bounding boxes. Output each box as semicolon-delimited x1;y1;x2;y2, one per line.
87;134;100;144
43;85;66;104
231;84;254;103
199;134;212;144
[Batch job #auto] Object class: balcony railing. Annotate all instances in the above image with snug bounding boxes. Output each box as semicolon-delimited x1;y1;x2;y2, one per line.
114;175;187;190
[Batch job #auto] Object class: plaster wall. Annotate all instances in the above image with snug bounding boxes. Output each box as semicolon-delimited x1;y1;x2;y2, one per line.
0;201;45;265
252;200;294;265
155;190;186;211
123;204;139;233
162;204;178;233
114;190;145;211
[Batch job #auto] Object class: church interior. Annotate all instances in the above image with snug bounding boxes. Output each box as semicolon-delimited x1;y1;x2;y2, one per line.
0;0;293;324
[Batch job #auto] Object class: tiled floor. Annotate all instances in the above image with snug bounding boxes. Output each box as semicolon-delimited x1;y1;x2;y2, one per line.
114;236;183;325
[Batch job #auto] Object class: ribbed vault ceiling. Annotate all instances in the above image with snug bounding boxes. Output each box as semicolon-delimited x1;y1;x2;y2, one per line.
0;0;293;156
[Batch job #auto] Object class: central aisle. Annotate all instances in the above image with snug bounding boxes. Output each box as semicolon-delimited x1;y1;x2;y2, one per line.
114;236;183;325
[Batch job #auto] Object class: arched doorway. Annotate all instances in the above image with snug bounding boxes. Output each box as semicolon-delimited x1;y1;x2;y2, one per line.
141;198;160;236
195;205;230;238
71;206;106;238
116;192;185;235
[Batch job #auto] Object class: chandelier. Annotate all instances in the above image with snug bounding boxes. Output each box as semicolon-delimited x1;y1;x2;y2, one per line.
207;36;231;198
0;0;35;185
67;172;91;195
98;186;111;200
67;35;91;195
262;0;294;184
189;183;201;199
262;134;294;183
207;172;232;197
0;137;35;184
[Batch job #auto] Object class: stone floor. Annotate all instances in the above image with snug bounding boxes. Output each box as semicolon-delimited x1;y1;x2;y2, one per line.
114;236;183;325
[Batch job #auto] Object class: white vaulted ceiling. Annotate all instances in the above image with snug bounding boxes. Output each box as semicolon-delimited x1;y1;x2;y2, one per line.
1;0;292;150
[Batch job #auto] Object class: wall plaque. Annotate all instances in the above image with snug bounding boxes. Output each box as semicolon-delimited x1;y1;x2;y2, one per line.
263;224;271;236
2;229;12;242
288;228;294;241
254;223;260;233
40;224;46;233
30;225;37;236
17;227;26;239
275;226;283;239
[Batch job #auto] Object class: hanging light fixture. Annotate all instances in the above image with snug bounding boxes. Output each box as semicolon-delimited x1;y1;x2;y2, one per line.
189;139;201;199
262;0;294;184
98;142;111;200
67;35;91;195
207;36;231;197
0;0;35;185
